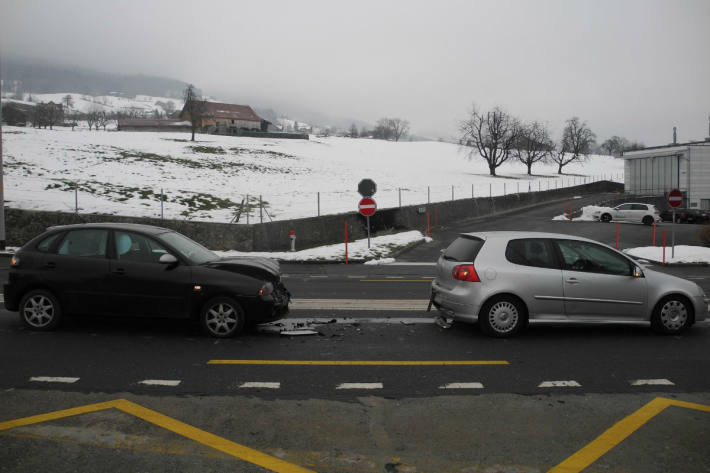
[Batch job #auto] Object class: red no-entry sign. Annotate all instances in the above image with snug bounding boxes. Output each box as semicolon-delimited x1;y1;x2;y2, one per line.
359;197;377;216
668;189;682;208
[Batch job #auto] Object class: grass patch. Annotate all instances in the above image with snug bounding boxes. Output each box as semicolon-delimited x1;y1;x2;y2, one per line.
190;145;226;154
230;147;298;160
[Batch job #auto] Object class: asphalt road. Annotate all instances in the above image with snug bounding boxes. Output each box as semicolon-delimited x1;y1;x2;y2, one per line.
1;192;709;473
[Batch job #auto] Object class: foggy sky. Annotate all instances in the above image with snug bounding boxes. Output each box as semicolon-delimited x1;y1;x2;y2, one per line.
2;0;709;145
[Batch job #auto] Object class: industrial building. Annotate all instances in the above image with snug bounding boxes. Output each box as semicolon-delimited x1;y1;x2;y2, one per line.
623;136;710;210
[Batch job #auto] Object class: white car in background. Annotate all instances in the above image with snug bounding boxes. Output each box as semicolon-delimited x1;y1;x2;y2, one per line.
593;203;661;225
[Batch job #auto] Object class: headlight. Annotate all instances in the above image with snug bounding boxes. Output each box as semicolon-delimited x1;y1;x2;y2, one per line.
258;282;274;297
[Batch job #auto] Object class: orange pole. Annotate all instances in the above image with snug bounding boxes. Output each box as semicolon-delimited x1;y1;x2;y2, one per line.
344;221;348;264
615;222;619;249
426;212;431;237
652;221;656;247
662;230;666;266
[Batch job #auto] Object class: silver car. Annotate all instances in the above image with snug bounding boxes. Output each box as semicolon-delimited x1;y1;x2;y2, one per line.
429;231;709;337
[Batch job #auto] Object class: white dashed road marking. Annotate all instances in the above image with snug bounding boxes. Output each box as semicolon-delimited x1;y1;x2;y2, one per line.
538;380;581;388
290;299;429;311
30;377;79;384
336;383;383;390
630;379;675;386
138;379;182;387
439;382;484;389
239;382;281;389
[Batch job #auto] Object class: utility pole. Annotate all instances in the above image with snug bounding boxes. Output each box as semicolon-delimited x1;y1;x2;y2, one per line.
0;57;6;250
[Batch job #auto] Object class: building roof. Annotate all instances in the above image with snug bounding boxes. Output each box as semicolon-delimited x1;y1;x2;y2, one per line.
622;140;710;157
202;101;263;122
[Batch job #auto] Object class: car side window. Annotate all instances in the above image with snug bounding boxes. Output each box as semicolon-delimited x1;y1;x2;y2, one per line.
616;204;633;211
36;232;63;253
631;204;648;210
115;231;170;264
505;239;557;269
57;230;109;258
555;240;632;276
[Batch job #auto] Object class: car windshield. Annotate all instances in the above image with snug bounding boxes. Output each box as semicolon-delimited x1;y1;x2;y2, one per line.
157;231;219;265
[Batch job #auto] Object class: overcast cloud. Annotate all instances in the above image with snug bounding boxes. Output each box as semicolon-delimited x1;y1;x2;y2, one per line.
1;0;709;144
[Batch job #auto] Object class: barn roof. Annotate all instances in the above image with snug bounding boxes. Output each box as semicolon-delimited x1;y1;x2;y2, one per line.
203;101;263;122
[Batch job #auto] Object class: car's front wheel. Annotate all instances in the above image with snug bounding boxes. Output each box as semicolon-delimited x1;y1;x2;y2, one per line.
479;296;526;338
651;296;692;334
19;289;62;331
600;213;612;222
200;296;245;338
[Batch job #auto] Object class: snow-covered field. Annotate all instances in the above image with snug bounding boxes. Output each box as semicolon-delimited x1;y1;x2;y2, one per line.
1;126;624;222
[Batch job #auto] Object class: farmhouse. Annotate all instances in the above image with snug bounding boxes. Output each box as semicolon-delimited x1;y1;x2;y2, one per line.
622;137;710;210
180;101;270;134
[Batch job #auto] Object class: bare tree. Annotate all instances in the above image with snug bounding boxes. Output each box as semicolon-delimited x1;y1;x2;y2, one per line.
514;121;554;175
551;117;596;174
182;84;207;141
86;106;101;131
389;118;409;142
459;105;521;176
62;94;74;109
96;111;109;131
349;123;359;138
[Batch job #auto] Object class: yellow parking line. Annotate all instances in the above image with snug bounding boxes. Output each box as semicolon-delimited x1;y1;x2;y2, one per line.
547;397;710;473
360;279;432;282
207;360;509;366
0;399;316;473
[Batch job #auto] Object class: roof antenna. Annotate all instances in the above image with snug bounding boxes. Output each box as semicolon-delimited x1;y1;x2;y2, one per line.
673;126;677;145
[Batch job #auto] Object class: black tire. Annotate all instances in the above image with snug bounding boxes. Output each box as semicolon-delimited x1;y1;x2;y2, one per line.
642;215;654;226
200;296;245;338
650;295;693;334
19;289;62;331
479;296;526;338
600;213;612;223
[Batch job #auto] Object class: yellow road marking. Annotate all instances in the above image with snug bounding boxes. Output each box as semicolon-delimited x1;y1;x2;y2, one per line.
207;360;509;366
359;279;432;282
547;397;710;473
0;399;316;473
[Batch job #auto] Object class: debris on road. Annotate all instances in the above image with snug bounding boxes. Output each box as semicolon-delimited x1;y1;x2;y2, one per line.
435;315;454;329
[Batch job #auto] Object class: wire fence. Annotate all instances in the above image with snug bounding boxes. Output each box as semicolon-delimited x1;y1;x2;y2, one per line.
7;173;626;224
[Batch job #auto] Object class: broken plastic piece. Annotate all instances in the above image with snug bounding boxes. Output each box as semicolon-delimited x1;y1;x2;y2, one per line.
434;315;454;329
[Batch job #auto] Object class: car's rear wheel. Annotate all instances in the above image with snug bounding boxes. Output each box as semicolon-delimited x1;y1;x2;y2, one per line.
200;296;245;338
600;213;612;222
642;215;654;225
479;296;526;338
19;289;62;331
651;296;692;334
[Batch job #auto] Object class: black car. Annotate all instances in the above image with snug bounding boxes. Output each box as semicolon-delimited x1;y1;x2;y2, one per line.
3;223;290;337
660;208;710;224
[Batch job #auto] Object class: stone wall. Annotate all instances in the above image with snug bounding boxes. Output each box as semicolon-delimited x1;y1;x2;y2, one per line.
5;181;624;250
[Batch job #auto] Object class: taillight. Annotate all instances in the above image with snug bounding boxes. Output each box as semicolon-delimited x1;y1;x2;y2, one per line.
452;264;480;282
10;256;20;267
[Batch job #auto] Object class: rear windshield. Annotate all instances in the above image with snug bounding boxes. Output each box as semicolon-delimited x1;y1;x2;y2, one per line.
443;236;484;262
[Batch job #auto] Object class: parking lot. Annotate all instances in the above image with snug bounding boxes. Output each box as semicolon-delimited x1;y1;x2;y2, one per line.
1;193;709;473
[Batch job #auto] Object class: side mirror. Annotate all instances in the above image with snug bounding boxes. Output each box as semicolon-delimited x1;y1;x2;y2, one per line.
159;254;178;265
632;266;644;278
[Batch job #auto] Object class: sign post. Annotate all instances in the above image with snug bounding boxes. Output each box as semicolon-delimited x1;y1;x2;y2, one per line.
358;179;377;249
668;189;682;259
358;197;377;248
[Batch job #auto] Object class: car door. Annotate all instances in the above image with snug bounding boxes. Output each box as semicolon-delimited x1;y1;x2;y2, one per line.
553;239;647;320
45;229;112;315
613;203;634;221
631;204;649;223
107;230;192;318
503;238;564;319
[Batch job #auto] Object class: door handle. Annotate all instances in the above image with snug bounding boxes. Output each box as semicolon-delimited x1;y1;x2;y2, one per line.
112;268;126;275
565;278;579;284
